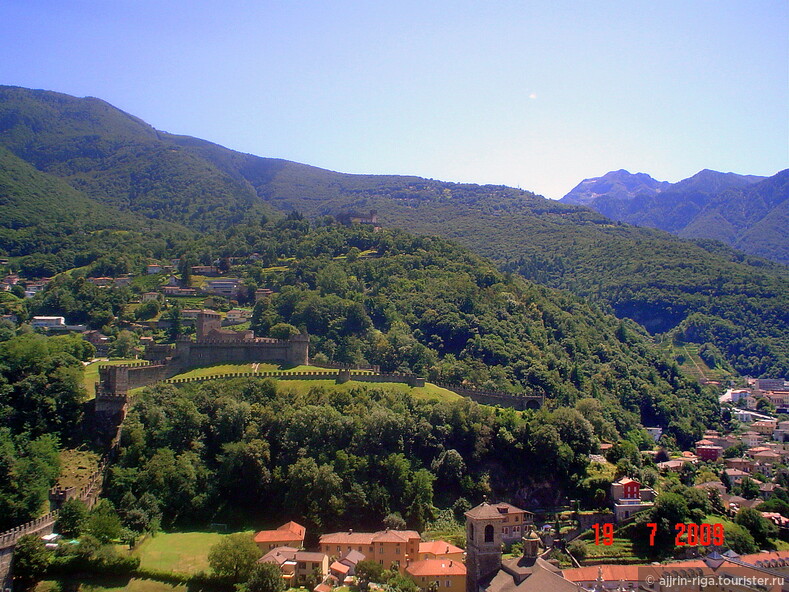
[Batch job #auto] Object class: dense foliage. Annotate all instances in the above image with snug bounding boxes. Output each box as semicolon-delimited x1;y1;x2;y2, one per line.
0;332;92;529
106;378;603;530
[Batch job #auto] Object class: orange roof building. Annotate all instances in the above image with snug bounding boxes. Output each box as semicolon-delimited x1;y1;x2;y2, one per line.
319;529;420;571
254;521;306;551
406;559;466;592
418;540;465;561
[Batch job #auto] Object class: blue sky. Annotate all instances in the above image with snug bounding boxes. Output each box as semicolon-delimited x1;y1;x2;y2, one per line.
1;0;786;198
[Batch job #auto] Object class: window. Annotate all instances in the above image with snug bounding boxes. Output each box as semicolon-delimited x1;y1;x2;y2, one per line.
446;581;451;587
469;524;474;541
337;546;341;552
396;548;400;554
484;525;494;543
503;527;509;535
379;560;384;565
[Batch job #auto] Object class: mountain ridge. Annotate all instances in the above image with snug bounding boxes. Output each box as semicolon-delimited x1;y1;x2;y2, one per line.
560;168;786;264
1;85;787;377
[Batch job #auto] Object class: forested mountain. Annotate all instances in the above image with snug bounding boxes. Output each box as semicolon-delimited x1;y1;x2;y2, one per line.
561;168;788;265
1;85;787;376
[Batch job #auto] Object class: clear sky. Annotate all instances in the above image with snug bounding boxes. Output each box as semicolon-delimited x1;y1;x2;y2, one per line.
1;0;787;199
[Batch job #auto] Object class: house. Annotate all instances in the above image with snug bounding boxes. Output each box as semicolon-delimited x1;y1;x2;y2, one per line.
610;477;655;522
724;457;754;473
162;286;197;296
255;288;274;301
693;480;727;495
141;292;159;302
87;277;114;288
328;549;365;583
146;263;162;274
31;316;65;329
405;559;466;592
318;529;421;571
254;521;306;552
695;439;724;462
741;431;763;448
723;468;750;486
225;309;251;324
82;330;110;356
259;546;329;586
204;278;242;298
754;450;782;465
191;265;220;276
113;275;132;287
418;540;464;562
752;419;778;435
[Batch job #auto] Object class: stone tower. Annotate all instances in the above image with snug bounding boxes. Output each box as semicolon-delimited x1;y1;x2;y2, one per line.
465;502;504;592
196;310;222;340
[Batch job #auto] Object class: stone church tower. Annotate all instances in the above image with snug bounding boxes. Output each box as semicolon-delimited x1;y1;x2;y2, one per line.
465;502;504;592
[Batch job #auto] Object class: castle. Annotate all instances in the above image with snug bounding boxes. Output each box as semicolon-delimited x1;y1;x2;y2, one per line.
96;310;309;408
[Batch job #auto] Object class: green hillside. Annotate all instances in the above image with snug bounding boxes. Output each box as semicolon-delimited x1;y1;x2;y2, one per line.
1;85;787;377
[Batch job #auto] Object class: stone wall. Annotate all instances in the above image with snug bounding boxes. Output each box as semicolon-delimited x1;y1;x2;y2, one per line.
434;383;543;410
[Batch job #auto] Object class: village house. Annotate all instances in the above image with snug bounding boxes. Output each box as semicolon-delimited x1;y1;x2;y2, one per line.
741;431;762;448
418;541;465;562
141;292;159;302
723;457;754;473
255;288;274;301
31;316;65;329
328;549;365;584
146;263;162;274
318;529;420;571
254;521;306;552
259;546;329;586
752;419;778;435
87;277;114;288
224;309;251;324
693;481;727;495
406;559;467;592
610;477;655;522
162;286;197;296
82;330;110;356
191;264;220;276
694;439;723;462
723;468;750;486
204;278;242;299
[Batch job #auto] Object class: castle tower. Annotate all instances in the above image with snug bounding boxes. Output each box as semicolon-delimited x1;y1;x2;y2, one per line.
195;309;222;340
465;502;504;592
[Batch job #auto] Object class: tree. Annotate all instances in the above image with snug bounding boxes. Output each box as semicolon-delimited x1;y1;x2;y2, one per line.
243;561;285;592
55;497;88;538
12;534;51;591
109;330;137;359
356;559;386;590
735;507;777;549
86;500;123;543
208;532;261;582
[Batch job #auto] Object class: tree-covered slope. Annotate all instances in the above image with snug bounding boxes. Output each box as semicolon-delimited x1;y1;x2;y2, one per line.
1;86;786;376
0;86;278;231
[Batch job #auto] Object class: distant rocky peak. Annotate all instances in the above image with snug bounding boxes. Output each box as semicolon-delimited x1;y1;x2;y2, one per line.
561;169;669;205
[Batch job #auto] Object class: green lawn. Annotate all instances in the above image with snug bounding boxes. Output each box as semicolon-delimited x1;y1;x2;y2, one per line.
38;579;186;592
83;359;142;399
56;448;101;490
128;530;253;574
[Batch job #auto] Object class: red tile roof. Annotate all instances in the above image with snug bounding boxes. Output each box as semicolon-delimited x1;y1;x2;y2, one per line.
419;540;464;556
406;559;466;577
254;521;306;543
